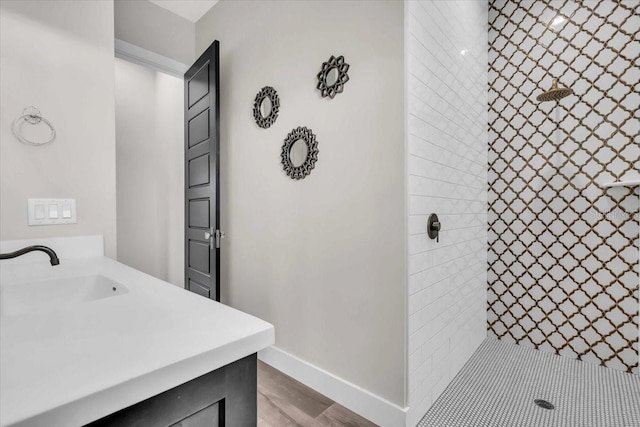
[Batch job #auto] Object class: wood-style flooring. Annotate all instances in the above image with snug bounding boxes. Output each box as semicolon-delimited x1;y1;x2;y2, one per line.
257;361;377;427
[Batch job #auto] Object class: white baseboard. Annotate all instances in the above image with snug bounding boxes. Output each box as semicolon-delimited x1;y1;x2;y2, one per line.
258;346;408;426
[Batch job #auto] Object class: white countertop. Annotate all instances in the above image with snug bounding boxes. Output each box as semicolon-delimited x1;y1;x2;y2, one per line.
0;255;274;427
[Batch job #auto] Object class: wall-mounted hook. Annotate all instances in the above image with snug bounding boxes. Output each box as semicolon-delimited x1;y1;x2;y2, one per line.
427;213;441;243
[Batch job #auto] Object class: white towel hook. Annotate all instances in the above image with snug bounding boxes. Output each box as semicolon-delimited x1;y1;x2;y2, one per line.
12;106;56;146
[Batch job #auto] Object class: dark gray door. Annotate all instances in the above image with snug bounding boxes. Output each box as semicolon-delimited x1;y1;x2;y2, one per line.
184;41;220;301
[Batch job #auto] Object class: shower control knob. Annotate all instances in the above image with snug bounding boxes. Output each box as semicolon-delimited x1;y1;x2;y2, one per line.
427;213;441;243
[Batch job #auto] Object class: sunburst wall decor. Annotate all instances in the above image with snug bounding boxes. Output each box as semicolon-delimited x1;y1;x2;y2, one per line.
316;55;350;99
253;86;280;129
281;126;319;180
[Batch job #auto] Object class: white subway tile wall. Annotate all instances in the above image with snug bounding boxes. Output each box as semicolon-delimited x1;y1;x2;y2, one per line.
406;0;489;424
488;0;639;374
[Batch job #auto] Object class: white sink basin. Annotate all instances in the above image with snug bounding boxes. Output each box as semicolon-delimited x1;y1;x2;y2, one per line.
0;275;129;317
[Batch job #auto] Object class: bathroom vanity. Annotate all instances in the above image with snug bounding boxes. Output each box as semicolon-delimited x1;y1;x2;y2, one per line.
0;236;274;427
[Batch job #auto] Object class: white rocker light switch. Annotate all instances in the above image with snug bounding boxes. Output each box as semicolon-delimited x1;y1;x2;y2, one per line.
28;199;77;226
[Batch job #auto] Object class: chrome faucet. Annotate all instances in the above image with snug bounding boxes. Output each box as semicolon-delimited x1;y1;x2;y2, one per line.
0;245;60;266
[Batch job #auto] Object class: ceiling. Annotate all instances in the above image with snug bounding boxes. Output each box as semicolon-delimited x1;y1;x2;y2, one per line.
148;0;219;22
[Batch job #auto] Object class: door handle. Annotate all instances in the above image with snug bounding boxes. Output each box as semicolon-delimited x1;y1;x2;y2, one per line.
215;229;226;249
204;228;214;249
204;228;225;249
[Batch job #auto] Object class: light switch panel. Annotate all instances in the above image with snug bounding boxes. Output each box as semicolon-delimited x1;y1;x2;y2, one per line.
34;204;46;220
48;204;59;219
62;204;72;219
28;199;77;226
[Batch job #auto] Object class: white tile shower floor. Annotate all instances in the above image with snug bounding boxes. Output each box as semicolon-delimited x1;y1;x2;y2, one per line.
418;337;640;427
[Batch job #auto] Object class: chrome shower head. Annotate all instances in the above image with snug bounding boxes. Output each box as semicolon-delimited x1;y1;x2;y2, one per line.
536;79;573;102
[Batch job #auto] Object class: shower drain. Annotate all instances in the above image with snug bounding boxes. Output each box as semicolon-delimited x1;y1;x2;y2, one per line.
534;399;555;410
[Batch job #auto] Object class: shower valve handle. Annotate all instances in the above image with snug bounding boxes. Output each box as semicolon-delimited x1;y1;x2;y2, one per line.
427;213;441;243
431;222;441;243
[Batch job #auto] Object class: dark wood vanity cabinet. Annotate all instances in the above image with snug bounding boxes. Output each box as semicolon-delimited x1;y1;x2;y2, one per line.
171;402;219;427
87;354;257;427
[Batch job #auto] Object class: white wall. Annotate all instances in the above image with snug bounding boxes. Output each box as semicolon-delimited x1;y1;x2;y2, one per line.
115;58;185;288
196;0;406;409
0;0;117;258
114;0;195;66
406;1;488;424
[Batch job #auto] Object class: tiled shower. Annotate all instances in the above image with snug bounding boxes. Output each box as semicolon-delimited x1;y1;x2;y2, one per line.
407;0;638;424
487;0;639;374
407;1;488;424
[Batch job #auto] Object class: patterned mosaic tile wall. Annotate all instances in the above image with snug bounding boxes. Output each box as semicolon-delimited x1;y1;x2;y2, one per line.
487;0;639;373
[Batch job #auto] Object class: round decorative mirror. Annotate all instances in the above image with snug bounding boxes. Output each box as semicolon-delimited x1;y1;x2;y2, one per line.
325;67;339;87
253;86;280;129
316;55;350;99
260;96;273;117
289;139;308;168
281;126;318;180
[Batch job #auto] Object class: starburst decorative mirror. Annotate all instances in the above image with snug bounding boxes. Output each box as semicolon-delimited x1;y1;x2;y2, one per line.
316;55;350;99
281;126;319;180
253;86;280;128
